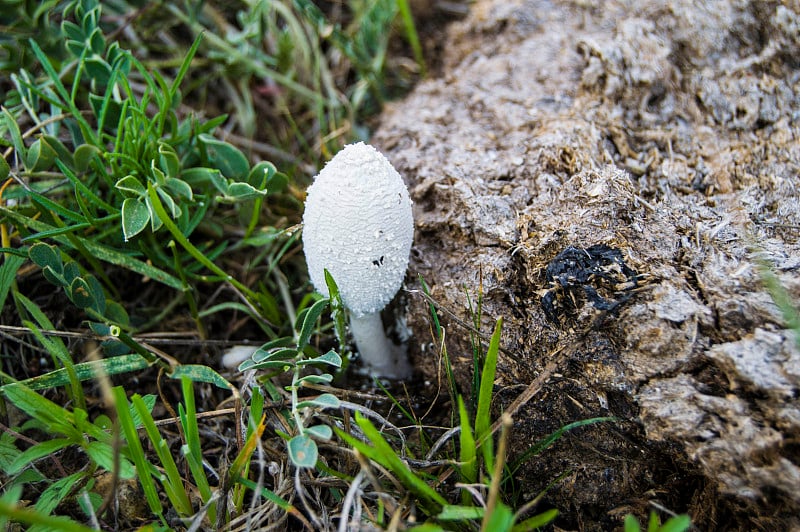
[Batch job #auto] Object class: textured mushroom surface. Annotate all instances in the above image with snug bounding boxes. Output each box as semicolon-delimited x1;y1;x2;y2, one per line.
302;142;414;317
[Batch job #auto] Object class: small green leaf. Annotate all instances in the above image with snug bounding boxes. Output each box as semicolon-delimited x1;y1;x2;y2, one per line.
28;242;62;274
437;505;484;520
224;182;267;200
296;349;342;368
164;177;192;200
121;198;150;241
296;297;329;349
305;424;332;441
84;274;106;315
296;373;334;385
66;38;84;58
199;134;249;180
61;20;83;43
41;135;74;168
251;338;296;361
41;265;66;287
158;143;180;178
128;394;157;429
144;195;163;232
88;27;105;54
26;137;57;171
624;515;642;532
239;359;293;372
296;393;340;410
659;515;692;532
247;161;276;189
85;441;135;478
170;364;232;390
181;167;227;194
288;434;317;468
115;175;146;197
69;277;96;309
63;262;80;285
73;144;102;172
85;56;112;85
104;299;130;327
156;187;181;219
252;347;298;363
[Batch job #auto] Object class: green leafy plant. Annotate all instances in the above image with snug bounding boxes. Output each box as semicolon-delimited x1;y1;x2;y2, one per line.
1;0;287;306
0;381;138;521
239;274;345;469
334;315;560;530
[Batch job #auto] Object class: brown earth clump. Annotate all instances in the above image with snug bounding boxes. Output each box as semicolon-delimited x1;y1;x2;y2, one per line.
373;0;800;529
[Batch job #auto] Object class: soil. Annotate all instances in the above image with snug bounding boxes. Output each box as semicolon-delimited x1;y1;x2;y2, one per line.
372;0;800;530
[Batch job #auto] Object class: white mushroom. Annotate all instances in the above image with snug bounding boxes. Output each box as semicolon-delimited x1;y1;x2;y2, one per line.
302;142;414;379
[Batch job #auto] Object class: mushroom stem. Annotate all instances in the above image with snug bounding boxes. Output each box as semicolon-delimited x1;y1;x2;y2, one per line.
349;312;412;379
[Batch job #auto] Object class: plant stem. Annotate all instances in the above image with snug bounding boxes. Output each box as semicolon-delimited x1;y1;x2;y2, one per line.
146;183;257;302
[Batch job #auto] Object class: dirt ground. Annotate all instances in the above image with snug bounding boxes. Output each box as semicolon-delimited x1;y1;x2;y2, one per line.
372;0;800;529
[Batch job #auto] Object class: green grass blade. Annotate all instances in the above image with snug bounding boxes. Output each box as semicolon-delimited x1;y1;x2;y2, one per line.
55;159;118;213
1;354;150;392
395;0;426;76
14;291;85;408
457;395;477;501
475;317;502;469
1;108;27;161
171;34;203;98
131;393;193;516
20;222;93;241
6;438;72;475
27;40;96;145
512;508;559;531
29;191;89;224
233;477;294;511
0;206;183;289
0;499;96;532
346;411;447;513
146;183;252;295
34;470;86;515
758;263;800;350
22;321;85;410
111;386;164;519
508;417;617;476
0;383;79;439
437;505;484;520
179;377;215;523
0;255;24;313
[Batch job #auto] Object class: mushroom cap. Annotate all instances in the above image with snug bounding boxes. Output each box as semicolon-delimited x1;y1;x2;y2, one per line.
302;142;414;317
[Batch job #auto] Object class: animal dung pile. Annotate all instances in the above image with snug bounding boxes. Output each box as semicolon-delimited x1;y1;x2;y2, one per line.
373;0;800;529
